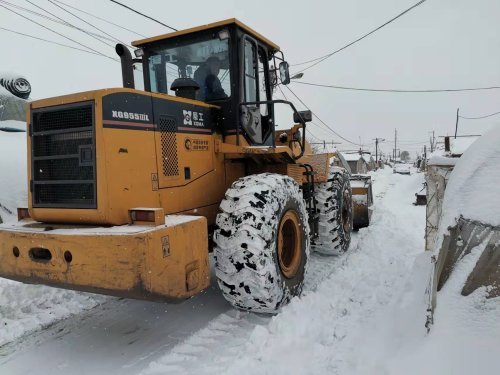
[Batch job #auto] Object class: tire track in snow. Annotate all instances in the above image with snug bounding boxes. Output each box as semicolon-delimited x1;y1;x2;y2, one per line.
142;170;399;375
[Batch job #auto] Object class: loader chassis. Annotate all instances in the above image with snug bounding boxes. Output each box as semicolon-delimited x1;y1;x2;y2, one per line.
0;19;350;307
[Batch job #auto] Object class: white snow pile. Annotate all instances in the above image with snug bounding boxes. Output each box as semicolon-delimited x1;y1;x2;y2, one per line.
0;125;105;347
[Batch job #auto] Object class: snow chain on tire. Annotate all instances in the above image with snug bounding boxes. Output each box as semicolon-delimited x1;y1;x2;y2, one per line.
214;173;310;314
312;166;353;255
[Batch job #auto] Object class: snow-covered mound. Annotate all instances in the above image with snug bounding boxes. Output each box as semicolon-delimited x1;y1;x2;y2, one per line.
0;124;105;346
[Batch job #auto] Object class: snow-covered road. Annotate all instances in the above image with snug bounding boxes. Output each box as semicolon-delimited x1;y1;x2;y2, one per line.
0;167;430;374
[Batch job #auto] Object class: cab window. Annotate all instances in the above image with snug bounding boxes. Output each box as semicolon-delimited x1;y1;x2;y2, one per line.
147;31;231;102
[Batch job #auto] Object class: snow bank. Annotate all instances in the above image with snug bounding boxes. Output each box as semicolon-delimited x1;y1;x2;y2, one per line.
386;242;500;375
403;125;500;374
0;280;104;347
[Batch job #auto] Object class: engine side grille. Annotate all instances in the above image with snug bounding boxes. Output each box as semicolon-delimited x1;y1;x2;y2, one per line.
31;102;96;208
158;115;179;177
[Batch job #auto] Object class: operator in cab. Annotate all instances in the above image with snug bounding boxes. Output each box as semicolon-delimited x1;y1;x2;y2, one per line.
194;56;228;101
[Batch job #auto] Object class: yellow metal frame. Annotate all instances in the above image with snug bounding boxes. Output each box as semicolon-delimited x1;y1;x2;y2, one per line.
132;18;280;52
0;216;209;301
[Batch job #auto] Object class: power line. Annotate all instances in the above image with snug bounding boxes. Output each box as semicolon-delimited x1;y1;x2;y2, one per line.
293;80;500;93
47;0;131;48
282;84;364;146
0;0;117;43
292;0;427;73
0;26;107;57
275;85;324;142
398;141;428;145
0;3;117;61
109;0;177;31
459;110;500;120
52;0;147;38
25;0;115;49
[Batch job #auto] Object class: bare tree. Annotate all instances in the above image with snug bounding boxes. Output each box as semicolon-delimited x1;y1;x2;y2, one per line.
400;150;410;162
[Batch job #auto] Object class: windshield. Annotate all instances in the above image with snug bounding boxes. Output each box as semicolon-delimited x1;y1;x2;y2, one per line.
147;32;231;102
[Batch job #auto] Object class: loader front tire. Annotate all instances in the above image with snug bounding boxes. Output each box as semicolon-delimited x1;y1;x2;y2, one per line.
312;166;353;255
214;173;310;314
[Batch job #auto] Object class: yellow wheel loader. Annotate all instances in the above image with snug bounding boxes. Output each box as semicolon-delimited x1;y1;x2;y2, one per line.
0;19;353;313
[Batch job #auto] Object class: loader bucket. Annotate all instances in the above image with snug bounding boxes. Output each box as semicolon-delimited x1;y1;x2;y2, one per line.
350;174;374;230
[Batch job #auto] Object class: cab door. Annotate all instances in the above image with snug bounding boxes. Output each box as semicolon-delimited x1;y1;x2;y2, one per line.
240;35;273;145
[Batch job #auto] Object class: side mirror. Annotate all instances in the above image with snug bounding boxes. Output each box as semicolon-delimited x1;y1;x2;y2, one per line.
279;61;290;85
293;110;312;123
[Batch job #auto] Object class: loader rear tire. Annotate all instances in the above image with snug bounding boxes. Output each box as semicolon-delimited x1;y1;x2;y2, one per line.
214;173;310;313
312;167;353;255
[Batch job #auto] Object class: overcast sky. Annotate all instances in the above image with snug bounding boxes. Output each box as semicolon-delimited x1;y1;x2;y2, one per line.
2;0;500;156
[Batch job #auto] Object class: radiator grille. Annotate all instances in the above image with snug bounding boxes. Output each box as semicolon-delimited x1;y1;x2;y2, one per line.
158;115;179;177
31;102;96;208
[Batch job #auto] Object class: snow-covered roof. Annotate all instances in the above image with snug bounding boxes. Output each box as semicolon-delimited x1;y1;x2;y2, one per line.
341;153;362;162
361;153;373;163
428;153;457;167
450;136;480;156
439;125;500;229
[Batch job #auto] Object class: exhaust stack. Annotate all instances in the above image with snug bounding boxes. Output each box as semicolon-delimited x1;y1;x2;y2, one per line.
115;44;135;89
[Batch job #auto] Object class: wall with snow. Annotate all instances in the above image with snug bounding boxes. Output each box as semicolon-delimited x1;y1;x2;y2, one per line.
429;124;500;324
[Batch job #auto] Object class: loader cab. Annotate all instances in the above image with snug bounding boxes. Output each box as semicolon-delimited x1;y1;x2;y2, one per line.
132;19;287;146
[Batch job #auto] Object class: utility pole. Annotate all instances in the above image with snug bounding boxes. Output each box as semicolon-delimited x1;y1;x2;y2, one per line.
455;108;460;139
393;128;397;161
429;130;435;153
372;138;385;168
